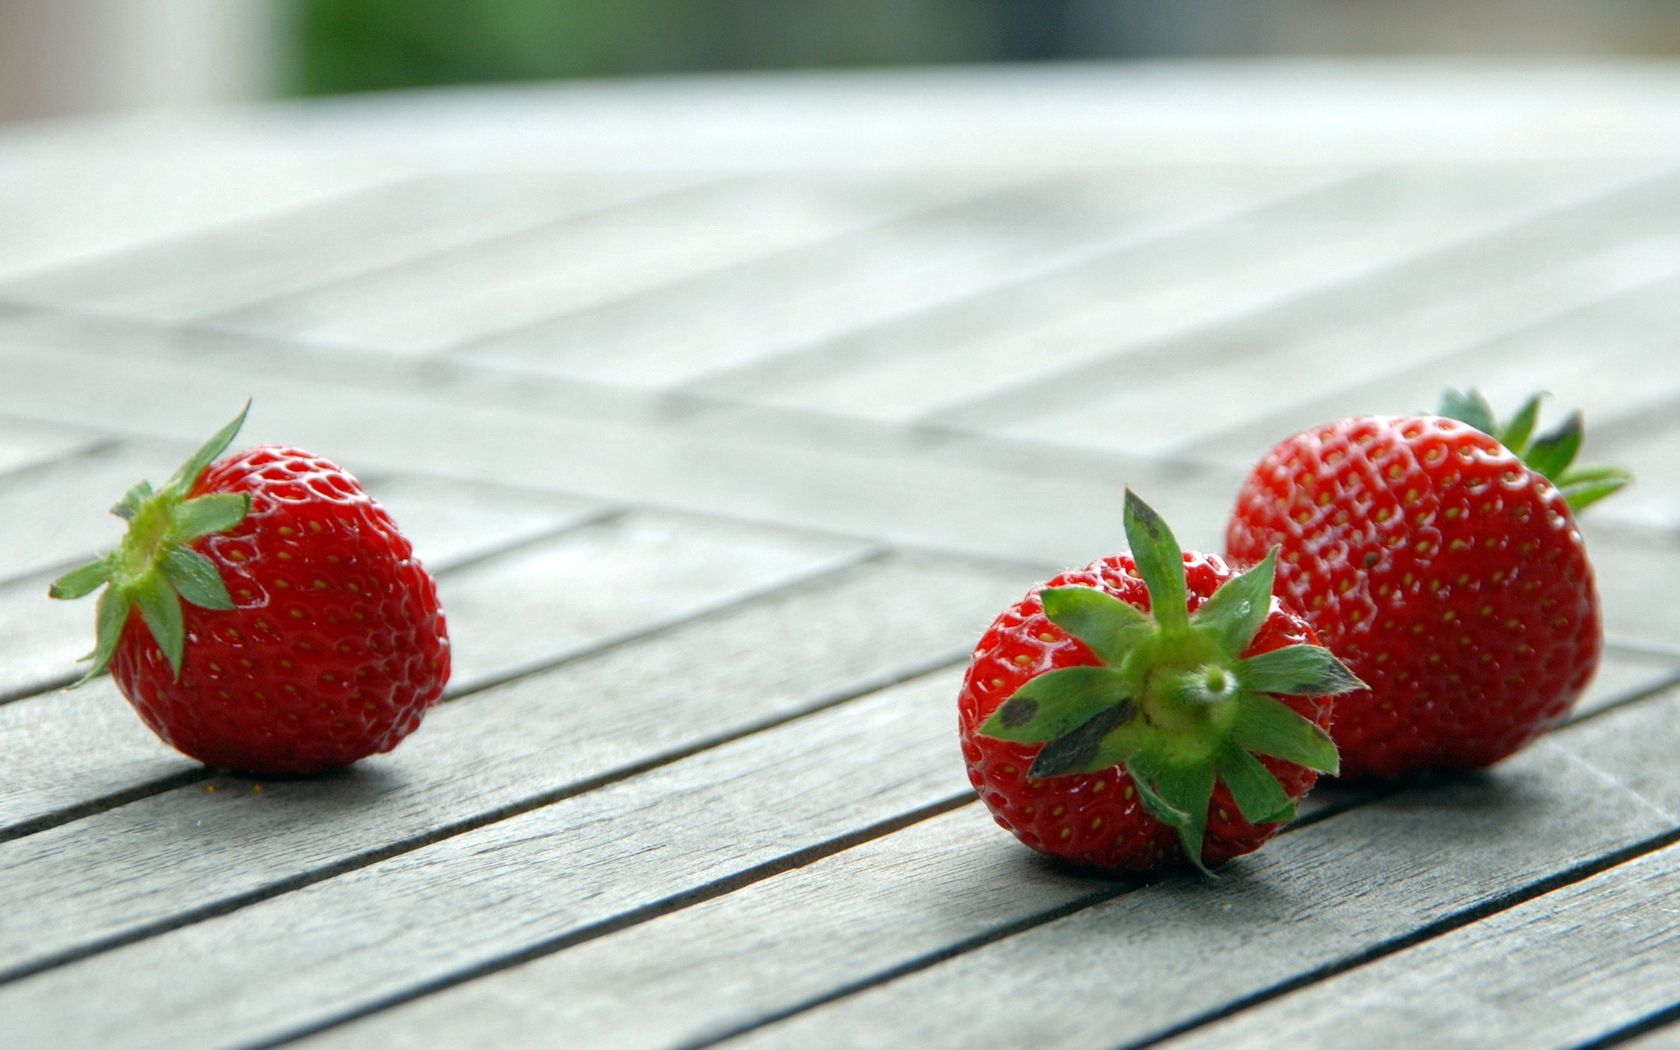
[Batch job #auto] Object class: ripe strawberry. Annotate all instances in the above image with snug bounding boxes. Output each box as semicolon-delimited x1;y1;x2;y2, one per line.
959;491;1363;873
49;404;450;775
1226;390;1628;780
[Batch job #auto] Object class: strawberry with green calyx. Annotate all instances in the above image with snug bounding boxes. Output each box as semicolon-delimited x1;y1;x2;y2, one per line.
1227;390;1622;780
50;403;450;775
959;491;1363;874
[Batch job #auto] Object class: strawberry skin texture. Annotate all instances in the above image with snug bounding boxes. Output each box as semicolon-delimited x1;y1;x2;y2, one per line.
958;552;1332;871
107;446;450;775
1227;415;1600;779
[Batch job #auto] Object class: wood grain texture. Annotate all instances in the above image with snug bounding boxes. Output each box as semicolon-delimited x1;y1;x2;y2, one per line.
1183;265;1680;470
0;174;700;323
939;167;1680;459
0;309;1235;566
459;167;1355;392
0;441;183;583
1589;530;1680;652
207;174;1010;355
685;164;1645;429
298;665;1680;1050
1597;411;1680;539
1164;840;1680;1050
0;670;971;1049
703;687;1680;1050
0;415;107;478
306;679;1680;1050
295;803;1079;1050
0;553;1020;984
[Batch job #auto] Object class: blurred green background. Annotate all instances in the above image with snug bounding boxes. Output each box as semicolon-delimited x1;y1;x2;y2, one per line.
293;0;1680;97
294;0;1079;95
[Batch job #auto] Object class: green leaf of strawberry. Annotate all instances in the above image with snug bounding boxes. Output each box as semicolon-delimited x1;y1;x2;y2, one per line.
1230;691;1340;776
50;402;255;683
979;667;1134;744
1038;587;1150;665
1438;389;1630;513
1123;490;1190;635
1190;548;1278;659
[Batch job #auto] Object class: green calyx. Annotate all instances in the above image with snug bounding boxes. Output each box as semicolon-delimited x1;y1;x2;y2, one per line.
48;402;254;685
978;490;1364;874
1438;388;1631;513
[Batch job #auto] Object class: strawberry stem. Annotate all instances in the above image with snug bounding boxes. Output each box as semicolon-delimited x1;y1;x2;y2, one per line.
49;403;255;684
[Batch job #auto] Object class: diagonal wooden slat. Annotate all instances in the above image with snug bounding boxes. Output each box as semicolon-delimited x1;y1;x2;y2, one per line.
0;174;704;323
689;687;1680;1050
679;163;1654;427
1160;839;1680;1050
454;166;1360;390
203;174;1018;355
245;646;1680;1050
0;669;973;1049
0;552;1023;984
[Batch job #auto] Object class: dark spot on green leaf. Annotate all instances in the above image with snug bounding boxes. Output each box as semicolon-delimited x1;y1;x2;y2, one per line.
1029;700;1135;779
1132;499;1164;540
998;697;1038;728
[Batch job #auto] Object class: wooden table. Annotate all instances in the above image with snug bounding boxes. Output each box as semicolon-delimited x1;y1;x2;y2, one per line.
3;61;1680;1049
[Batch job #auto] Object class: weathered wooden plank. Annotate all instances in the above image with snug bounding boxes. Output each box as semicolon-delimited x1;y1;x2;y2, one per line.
0;174;698;323
0;415;107;478
1163;840;1680;1050
1597;409;1680;539
1586;529;1680;652
685;164;1647;426
297;804;1075;1050
0;679;199;833
456;167;1356;390
280;649;1680;1050
438;511;870;690
1553;679;1680;818
0;442;180;583
354;473;608;573
1578;643;1680;717
1183;265;1680;468
0;311;1222;568
0;508;868;831
206;174;1011;355
0;552;1021;980
0;667;974;1049
0;137;396;283
667;687;1680;1050
933;171;1680;458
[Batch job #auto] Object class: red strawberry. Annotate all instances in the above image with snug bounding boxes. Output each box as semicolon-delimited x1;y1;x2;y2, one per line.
960;491;1363;873
49;404;450;775
1226;390;1628;780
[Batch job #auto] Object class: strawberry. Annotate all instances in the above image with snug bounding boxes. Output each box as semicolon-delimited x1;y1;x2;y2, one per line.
1226;390;1628;780
49;404;450;775
960;491;1363;873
